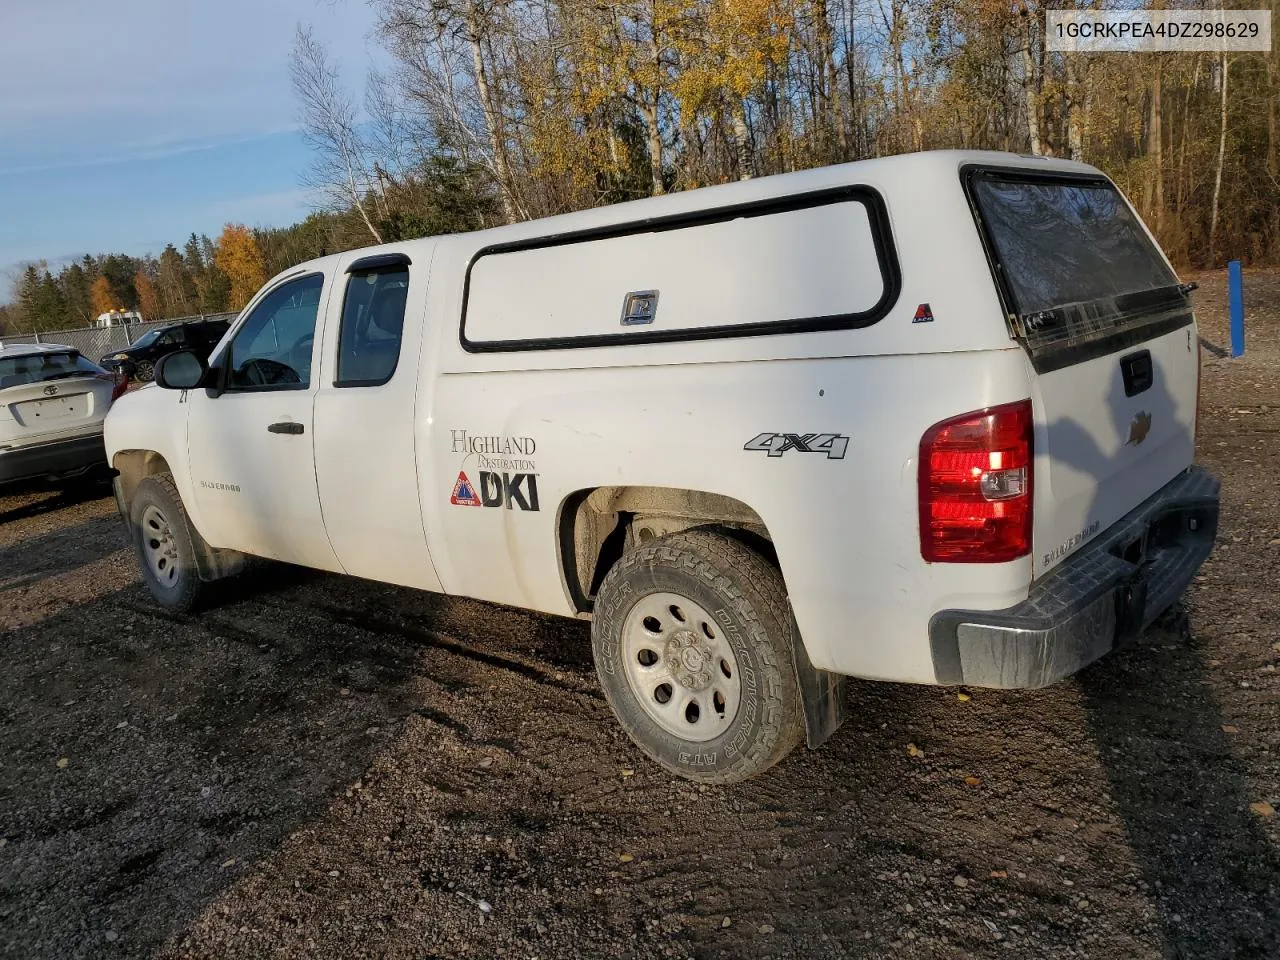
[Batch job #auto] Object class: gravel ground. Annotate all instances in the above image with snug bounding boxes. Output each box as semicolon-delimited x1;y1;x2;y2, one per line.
1;268;1277;960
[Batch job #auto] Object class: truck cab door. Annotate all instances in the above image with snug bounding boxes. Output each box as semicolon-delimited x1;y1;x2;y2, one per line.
312;251;442;591
185;271;343;572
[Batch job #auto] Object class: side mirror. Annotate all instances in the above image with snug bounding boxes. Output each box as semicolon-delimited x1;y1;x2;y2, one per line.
154;350;206;390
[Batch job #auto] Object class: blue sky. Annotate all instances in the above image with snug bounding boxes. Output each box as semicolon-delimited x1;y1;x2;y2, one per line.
0;0;382;295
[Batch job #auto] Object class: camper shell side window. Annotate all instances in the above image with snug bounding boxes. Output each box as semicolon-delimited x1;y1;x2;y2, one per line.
460;186;901;353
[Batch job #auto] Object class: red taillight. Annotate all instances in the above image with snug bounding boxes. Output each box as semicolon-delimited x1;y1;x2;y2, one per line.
919;399;1034;563
108;371;128;402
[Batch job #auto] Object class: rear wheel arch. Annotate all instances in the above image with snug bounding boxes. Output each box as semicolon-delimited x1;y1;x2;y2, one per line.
559;486;850;758
557;485;775;615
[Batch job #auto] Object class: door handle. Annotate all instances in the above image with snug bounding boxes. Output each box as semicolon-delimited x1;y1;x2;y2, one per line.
267;421;304;435
1119;349;1154;397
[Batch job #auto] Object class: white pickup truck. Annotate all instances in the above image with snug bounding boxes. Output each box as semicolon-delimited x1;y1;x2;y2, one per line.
105;150;1219;783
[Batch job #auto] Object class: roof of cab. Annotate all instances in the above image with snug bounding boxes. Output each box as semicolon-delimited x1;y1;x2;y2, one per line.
0;342;79;360
280;149;1102;282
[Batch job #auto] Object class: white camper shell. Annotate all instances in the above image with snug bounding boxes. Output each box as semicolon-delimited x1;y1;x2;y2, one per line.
104;150;1219;783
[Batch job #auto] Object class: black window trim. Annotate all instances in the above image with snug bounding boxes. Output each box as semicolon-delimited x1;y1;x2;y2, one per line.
459;184;901;353
219;270;326;395
960;163;1191;374
333;262;410;389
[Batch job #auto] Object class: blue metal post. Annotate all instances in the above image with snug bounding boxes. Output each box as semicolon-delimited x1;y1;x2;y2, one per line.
1228;260;1245;358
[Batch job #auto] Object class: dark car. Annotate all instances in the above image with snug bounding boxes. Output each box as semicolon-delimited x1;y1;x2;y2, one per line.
100;320;231;382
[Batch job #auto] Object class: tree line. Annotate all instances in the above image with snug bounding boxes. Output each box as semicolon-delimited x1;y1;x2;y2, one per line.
0;157;493;335
5;0;1277;334
299;0;1278;271
2;215;358;334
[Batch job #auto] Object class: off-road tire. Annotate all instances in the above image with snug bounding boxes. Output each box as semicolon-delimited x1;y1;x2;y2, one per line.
128;474;205;612
592;528;804;784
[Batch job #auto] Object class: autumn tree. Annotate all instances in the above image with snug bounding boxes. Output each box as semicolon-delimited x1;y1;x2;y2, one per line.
134;268;162;320
98;254;139;309
673;0;797;181
215;224;268;310
90;275;118;318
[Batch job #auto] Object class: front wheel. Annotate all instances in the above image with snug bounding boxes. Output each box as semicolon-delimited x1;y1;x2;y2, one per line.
591;529;804;784
128;474;206;611
133;360;155;382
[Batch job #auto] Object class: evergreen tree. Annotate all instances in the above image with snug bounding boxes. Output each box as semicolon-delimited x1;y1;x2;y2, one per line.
158;244;194;317
16;266;41;323
201;266;231;313
60;263;93;325
34;271;65;329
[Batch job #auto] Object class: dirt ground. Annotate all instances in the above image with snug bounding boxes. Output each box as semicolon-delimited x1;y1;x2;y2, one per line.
2;268;1277;960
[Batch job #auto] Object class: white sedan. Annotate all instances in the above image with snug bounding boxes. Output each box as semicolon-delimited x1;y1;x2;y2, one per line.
0;342;127;486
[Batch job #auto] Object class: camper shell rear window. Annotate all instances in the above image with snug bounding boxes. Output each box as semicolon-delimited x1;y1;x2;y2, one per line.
963;166;1191;373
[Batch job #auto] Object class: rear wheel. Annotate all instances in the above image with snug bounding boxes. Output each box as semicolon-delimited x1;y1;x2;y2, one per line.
591;529;804;784
128;474;205;611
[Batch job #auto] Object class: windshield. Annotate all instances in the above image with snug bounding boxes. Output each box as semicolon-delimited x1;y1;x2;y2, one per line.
971;176;1177;314
0;351;105;389
130;329;162;349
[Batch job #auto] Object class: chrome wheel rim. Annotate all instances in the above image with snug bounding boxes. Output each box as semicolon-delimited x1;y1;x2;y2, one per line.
621;591;741;742
140;504;180;587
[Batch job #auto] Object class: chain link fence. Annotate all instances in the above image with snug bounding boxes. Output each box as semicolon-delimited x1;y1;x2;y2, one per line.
0;313;239;361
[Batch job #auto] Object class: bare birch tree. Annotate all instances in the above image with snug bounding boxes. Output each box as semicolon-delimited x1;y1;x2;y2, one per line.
291;26;385;244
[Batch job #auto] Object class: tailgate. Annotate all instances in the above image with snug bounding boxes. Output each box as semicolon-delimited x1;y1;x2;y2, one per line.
964;168;1198;578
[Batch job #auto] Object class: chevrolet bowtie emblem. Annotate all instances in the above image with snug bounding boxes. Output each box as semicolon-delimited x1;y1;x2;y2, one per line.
1126;410;1152;446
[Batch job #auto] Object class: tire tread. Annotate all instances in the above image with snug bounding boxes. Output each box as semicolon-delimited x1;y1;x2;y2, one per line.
592;528;804;784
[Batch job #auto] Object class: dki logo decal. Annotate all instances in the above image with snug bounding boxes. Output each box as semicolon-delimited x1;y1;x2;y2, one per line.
743;433;849;459
451;470;540;511
450;471;482;506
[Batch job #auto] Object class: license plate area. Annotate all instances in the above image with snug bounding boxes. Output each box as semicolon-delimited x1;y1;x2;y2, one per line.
13;394;88;426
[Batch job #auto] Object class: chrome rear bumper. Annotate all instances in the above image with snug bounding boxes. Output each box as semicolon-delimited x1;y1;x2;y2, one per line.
929;466;1220;689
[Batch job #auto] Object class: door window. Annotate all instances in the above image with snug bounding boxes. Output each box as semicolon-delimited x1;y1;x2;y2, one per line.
335;267;409;386
226;274;325;390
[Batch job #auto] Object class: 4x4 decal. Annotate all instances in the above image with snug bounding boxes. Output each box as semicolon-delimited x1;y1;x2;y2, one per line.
743;433;849;459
